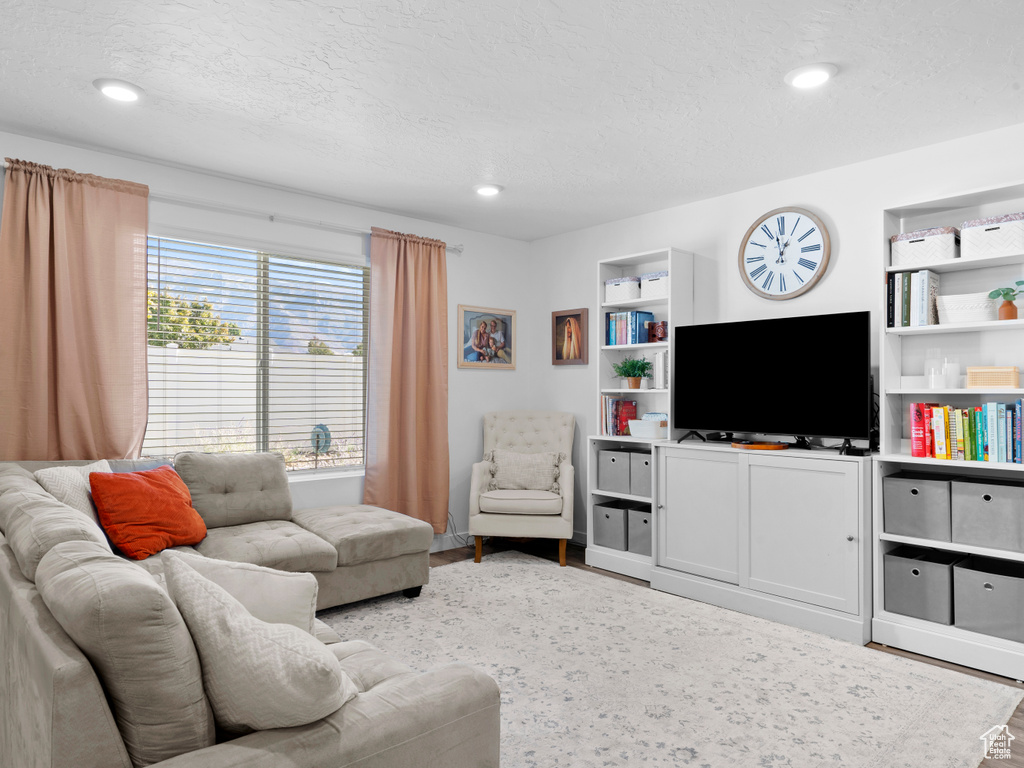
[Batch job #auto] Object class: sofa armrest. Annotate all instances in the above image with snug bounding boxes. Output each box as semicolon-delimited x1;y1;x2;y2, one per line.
150;664;500;768
468;460;490;519
558;461;575;523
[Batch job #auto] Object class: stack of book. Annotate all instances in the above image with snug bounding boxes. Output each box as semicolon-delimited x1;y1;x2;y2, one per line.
887;270;940;328
601;397;637;436
606;311;655;345
909;401;1023;462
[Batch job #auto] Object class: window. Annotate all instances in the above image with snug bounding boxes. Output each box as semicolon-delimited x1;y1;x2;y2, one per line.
144;237;369;470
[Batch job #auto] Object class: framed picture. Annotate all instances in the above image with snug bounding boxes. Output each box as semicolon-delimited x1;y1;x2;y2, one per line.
552;308;588;365
458;305;516;369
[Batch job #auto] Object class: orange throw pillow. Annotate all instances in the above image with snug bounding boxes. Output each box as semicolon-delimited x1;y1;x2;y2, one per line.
90;465;207;560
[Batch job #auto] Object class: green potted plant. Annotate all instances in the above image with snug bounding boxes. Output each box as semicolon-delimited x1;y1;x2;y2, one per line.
988;280;1024;320
612;356;653;389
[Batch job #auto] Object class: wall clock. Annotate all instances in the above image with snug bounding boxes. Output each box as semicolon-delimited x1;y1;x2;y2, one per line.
738;207;831;300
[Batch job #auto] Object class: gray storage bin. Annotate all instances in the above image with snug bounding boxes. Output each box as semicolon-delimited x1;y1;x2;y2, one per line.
629;452;653;498
883;545;964;624
627;505;652;556
593;500;629;550
951;479;1024;553
597;450;631;494
954;556;1024;643
883;472;951;541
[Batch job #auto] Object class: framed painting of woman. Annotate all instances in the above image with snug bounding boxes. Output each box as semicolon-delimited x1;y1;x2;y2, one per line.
552;308;588;365
457;305;516;369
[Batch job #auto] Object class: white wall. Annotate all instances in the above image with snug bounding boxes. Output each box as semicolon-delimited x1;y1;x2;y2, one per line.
529;121;1024;541
0;131;539;547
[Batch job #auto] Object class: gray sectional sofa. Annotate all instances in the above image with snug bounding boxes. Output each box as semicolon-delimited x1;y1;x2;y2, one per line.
0;452;500;768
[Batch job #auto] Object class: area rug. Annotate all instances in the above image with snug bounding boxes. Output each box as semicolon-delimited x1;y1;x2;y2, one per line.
319;551;1021;767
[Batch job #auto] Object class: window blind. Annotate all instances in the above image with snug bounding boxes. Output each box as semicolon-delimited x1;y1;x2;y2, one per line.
144;237;369;470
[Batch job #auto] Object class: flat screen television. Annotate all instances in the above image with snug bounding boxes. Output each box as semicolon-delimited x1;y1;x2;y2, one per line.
673;310;872;441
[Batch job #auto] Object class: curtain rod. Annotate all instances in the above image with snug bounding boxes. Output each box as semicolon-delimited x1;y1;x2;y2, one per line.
1;161;464;255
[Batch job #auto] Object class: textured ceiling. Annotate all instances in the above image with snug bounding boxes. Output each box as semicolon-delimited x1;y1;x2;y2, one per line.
2;0;1024;240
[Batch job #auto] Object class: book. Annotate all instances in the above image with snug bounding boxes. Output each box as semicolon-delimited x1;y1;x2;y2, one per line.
986;403;998;462
901;272;911;327
955;409;966;460
920;270;941;325
909;271;921;327
1006;406;1013;463
998;403;1007;462
1016;399;1023;464
923;405;934;457
909;403;926;457
617;400;637;437
975;406;985;462
886;273;895;328
933;407;948;460
948;407;959;460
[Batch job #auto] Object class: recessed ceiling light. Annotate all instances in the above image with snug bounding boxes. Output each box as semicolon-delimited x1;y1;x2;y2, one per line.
784;63;838;89
93;78;145;102
474;184;503;197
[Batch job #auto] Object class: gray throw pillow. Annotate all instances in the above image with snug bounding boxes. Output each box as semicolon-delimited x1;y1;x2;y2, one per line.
486;449;565;493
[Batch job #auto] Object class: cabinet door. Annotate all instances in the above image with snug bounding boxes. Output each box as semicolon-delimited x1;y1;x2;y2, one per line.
659;448;739;584
746;455;860;614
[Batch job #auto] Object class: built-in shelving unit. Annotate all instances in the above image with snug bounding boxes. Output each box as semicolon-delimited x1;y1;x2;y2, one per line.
586;247;693;580
874;182;1024;678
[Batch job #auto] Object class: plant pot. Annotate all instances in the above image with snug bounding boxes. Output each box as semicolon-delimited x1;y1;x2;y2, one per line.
625;377;642;389
999;300;1018;321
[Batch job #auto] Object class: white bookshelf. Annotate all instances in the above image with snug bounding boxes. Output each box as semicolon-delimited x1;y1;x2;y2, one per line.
587;247;694;579
875;182;1024;678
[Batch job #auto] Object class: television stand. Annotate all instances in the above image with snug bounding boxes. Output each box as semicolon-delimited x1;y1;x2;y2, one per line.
677;430;707;443
790;436;813;450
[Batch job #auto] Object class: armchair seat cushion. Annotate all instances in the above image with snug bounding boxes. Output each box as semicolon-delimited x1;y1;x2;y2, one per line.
478;489;563;515
194;520;337;573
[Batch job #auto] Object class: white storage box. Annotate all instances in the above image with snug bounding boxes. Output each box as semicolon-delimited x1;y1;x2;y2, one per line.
891;227;960;267
960;213;1024;260
639;271;669;300
936;291;996;324
605;276;640;303
627;419;667;439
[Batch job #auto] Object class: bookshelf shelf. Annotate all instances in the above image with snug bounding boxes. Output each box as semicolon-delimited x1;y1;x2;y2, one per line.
600;297;667;310
601;342;669;351
876;183;1024;679
886;318;1024;336
885;250;1024;274
600;387;669;394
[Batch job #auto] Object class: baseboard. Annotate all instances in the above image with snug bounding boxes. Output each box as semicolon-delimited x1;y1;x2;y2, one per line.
431;531;472;553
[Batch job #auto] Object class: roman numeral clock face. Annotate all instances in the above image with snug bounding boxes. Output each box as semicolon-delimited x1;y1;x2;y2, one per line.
738;207;831;300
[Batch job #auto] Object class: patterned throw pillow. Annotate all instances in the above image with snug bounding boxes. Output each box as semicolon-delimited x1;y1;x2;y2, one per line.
486;449;565;493
34;460;112;526
163;552;357;732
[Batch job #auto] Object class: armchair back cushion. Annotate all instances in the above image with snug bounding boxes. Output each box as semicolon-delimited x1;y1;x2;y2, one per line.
482;410;575;456
174;452;292;528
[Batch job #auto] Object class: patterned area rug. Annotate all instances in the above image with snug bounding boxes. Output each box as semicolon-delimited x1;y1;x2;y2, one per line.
320;551;1021;767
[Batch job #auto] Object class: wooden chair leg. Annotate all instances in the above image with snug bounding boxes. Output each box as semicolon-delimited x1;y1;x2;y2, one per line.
474;536;483;563
558;539;567;567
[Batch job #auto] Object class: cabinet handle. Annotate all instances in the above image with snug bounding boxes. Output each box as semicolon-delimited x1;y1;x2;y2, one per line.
657;504;664;510
610;457;616;463
984;582;994;591
911;568;921;577
910;488;919;496
846;535;855;542
983;494;993;502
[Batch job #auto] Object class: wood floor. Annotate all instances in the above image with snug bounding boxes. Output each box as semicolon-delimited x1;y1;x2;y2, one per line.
432;539;1024;767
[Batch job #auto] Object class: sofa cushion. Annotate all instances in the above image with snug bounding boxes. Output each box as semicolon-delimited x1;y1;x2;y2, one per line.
35;540;215;767
479;489;563;515
34;459;111;525
314;618;343;645
194;519;337;572
169;549;318;634
292;505;434;567
0;463;49;500
2;490;112;580
330;640;414;693
163;552;357;733
174;452;291;528
108;458;173;473
90;466;208;560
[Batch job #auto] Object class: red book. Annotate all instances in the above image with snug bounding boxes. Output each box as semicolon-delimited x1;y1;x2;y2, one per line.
618;400;637;436
923;405;934;458
910;402;926;457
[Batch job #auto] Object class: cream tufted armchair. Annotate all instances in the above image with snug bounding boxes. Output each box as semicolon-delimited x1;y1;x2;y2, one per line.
469;410;575;566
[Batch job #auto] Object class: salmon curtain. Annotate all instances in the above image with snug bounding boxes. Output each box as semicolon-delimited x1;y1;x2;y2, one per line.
0;158;149;460
364;227;449;533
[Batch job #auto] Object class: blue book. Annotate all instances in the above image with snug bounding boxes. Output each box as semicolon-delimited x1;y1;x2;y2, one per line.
636;311;655;343
1016;399;1022;463
998;403;1007;462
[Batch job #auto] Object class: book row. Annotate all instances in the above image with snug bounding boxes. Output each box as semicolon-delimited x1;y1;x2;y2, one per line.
887;269;940;328
601;397;637;437
606;310;655;345
909;401;1023;462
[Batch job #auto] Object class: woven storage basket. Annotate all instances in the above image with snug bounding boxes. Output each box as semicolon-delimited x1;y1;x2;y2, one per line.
639;271;669;300
605;276;640;303
891;227;960;267
960;213;1024;260
936;292;996;324
966;366;1020;388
